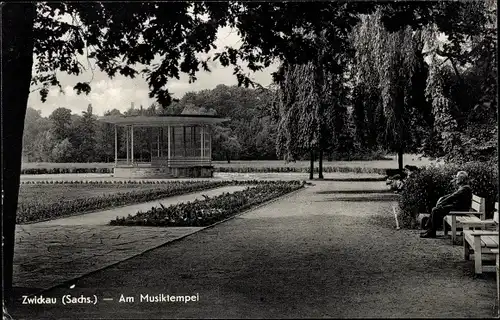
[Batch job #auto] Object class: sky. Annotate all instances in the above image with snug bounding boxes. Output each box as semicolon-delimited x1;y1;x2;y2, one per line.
28;26;278;117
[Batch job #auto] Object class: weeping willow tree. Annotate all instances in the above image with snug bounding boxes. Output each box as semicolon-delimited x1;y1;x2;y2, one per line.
273;62;319;179
420;0;497;163
272;52;349;179
352;9;425;171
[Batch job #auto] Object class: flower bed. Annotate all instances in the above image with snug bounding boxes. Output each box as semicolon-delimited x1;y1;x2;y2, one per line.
20;180;191;185
21;167;113;175
110;181;304;227
17;180;232;224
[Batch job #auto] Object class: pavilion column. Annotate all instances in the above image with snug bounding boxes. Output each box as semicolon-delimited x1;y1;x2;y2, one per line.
167;125;171;162
126;126;130;164
209;129;212;162
200;126;204;159
114;125;118;165
131;125;134;165
157;127;160;157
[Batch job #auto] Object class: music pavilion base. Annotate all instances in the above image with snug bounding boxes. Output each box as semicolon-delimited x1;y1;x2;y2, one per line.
113;166;214;179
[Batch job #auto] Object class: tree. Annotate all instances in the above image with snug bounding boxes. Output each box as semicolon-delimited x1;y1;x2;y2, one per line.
48;107;73;142
273;28;352;180
74;105;98;162
33;130;57;162
174;85;279;160
421;2;497;163
51;138;74;162
376;0;497;164
273;63;313;177
22;108;51;162
211;125;241;163
352;9;424;171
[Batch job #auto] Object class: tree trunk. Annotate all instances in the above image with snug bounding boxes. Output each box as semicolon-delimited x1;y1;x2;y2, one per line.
2;3;36;309
309;150;314;180
398;145;404;172
318;149;324;179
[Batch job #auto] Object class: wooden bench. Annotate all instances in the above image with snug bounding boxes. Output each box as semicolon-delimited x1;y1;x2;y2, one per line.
443;194;485;244
463;202;498;274
491;248;499;317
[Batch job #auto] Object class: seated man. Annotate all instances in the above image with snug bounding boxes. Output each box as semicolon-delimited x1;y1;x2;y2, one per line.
420;171;473;238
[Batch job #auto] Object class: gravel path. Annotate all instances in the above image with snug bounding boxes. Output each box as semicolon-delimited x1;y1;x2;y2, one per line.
12;180;497;319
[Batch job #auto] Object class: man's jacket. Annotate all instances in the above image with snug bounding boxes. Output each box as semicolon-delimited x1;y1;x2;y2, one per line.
439;185;473;211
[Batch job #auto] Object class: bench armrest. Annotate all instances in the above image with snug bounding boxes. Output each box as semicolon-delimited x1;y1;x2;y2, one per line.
461;219;496;226
469;230;498;236
447;211;484;218
448;211;483;217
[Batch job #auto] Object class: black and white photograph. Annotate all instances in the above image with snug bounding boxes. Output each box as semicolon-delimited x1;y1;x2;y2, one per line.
1;1;498;318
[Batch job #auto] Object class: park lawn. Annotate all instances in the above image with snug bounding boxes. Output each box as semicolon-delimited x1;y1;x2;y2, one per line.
16;181;237;224
18;184;164;207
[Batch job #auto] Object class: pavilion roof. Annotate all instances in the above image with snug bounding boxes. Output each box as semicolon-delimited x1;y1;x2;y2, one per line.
98;114;229;126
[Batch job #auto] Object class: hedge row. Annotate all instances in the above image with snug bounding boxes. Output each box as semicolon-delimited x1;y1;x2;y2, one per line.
216;166;388;174
21;180;191;185
110;181;304;227
398;161;498;229
21;167;113;174
21;166;390;175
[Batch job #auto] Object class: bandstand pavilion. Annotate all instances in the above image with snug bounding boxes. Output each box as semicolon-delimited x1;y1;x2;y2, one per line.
99;112;228;178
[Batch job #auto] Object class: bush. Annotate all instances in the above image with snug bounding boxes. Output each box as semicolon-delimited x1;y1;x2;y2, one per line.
21;164;393;176
398;161;498;229
216;166;387;175
21;167;114;175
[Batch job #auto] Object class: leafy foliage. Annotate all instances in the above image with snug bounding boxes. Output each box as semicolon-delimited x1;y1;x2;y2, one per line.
352;9;429;168
29;2;376;108
383;0;498;164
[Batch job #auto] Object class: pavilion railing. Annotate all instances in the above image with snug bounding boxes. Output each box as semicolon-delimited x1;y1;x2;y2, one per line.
115;157;212;167
167;158;212;167
115;159;152;167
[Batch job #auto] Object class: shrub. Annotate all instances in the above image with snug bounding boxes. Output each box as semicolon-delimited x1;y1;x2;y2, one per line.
20;167;114;175
398;161;498;229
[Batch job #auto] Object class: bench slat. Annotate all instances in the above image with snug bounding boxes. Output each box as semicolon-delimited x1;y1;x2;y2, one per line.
458;216;481;223
469;230;498;236
481;236;499;248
